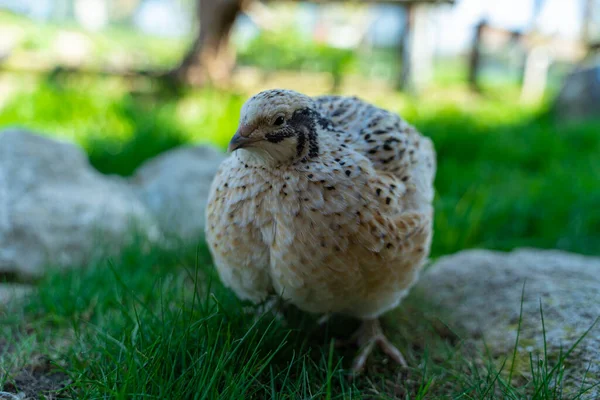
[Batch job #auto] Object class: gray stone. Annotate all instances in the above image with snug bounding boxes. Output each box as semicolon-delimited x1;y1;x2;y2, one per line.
0;284;33;305
555;61;600;121
417;248;600;397
129;145;226;244
0;129;159;278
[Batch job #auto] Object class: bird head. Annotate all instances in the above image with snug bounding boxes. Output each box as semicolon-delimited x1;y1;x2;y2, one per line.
228;89;323;165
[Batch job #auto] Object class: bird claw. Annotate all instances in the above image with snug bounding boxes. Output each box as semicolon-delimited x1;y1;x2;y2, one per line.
344;319;407;374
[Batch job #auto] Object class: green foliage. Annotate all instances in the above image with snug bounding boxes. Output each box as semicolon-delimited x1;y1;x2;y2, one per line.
238;31;356;85
0;75;245;175
0;10;185;69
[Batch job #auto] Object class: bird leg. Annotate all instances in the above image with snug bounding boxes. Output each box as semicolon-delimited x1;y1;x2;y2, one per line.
348;319;407;374
244;296;287;322
317;313;332;325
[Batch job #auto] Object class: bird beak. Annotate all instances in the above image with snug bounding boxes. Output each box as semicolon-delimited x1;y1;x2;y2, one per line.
228;125;257;152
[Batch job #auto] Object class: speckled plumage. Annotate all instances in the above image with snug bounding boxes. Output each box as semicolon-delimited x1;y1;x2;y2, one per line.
205;90;436;322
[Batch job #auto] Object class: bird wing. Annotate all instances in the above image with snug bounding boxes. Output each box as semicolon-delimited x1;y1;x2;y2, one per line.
314;95;436;207
205;157;274;303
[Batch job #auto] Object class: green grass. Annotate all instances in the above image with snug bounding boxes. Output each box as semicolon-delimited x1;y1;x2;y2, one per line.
2;242;598;398
2;8;599;398
1;74;598;254
1;72;599;398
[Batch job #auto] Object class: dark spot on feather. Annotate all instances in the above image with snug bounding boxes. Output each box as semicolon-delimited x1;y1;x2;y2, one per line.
331;108;344;117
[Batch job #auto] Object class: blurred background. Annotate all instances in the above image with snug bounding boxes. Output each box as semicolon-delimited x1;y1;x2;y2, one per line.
1;0;599;257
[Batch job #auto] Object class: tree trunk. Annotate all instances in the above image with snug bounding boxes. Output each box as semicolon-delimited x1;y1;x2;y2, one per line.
170;0;249;86
398;4;434;94
398;4;415;91
581;0;594;45
468;19;486;92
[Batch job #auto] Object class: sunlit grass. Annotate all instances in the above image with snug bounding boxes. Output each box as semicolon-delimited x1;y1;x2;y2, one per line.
0;10;186;69
1;74;598;255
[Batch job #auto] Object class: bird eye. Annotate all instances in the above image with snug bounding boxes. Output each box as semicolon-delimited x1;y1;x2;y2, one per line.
273;116;285;126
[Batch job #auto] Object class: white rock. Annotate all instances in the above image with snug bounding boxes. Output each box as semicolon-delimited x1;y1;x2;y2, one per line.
554;62;600;121
0;283;32;305
417;248;600;396
129;145;226;244
0;129;159;278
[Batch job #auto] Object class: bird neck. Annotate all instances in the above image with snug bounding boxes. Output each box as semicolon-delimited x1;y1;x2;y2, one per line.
235;148;284;168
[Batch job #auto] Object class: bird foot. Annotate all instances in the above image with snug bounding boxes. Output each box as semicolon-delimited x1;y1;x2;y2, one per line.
244;296;287;322
344;319;407;374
